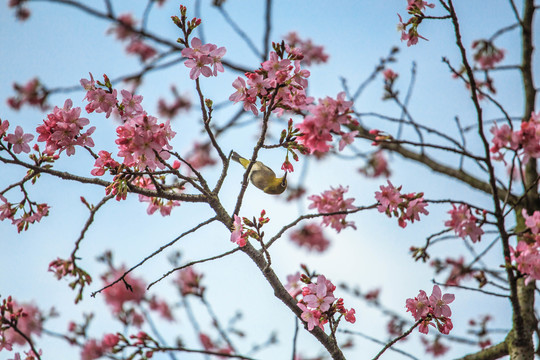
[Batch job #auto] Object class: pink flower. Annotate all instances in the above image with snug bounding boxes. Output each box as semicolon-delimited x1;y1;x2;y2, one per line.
445;204;484;243
523;209;540;234
181;37;226;80
149;296;174;321
5;125;33;154
1;300;42;346
511;240;540;285
472;40;505;69
359;150;391;178
303;275;336;312
404;197;429;224
285;272;302;298
289;223;330;252
0;118;10;137
344;308;356;323
126;39;157;62
297;302;322;331
91;151;120;176
405;289;430;321
36;99;94;156
421;337;449;357
284;32;329;66
308;186;356;232
429;285;454;317
230;214;247;247
174;267;205;296
375;180;402;214
102;267;146;314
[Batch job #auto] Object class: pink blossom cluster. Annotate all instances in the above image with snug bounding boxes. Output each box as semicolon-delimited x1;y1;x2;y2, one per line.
90;151;120;176
36;99;95;156
510;209;540;284
397;1;435;46
185;142;217;170
229;49;311;116
81;74;177;171
199;333;233;357
181;37;226;80
149;296;174;321
405;285;454;335
358;150;391;178
80;334;120;360
102;267;147;314
421;337;449;357
490;112;540;164
284;32;329;66
174;267;205;297
445;204;484;243
134;177;181;216
296;92;358;154
431;256;477;286
308;185;356;233
375;180;429;228
115;113;176;171
285;272;303;298
6;78;48;110
297;275;356;331
472;40;505;69
0;193;50;233
0;297;42;350
107;13;157;62
289;223;330;252
157;86;191;119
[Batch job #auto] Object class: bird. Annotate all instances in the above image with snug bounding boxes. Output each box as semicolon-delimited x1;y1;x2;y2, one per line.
231;151;287;195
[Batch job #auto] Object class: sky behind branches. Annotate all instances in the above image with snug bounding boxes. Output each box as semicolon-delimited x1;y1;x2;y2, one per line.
0;0;537;359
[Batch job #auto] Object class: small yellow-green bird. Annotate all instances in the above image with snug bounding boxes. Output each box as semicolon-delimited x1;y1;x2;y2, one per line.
231;151;287;195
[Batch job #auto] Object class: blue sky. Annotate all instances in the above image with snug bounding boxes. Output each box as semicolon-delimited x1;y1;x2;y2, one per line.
1;0;537;359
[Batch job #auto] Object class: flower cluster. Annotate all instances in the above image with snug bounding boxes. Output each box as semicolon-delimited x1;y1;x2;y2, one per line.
405;285;454;335
421;337;449;357
101;267;147;315
181;37;227;80
444;204;484;243
157;86;192;119
48;257;92;303
134;177;181;216
174;267;205;297
0;193;50;233
230;210;269;247
6;78;48;110
510;209;540;284
107;13;157;62
308;186;356;233
358;150;391;178
199;333;233;357
296;92;358;154
289;223;330;252
297;275;356;331
397;0;435;46
36;99;95;156
81;73;177;172
375;180;429;228
80;334;120;360
284;32;329;66
382;68;399;100
430;256;478;286
0;297;43;350
229;44;311;117
490;111;540;164
472;40;505;69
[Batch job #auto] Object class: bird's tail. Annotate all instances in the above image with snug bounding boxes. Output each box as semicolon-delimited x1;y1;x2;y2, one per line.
231;151;249;168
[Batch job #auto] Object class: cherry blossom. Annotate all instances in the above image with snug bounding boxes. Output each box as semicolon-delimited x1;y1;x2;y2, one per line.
406;285;455;335
289;223;330;252
445;204;484;243
5;125;34;154
181;37;226;80
174;267;205;297
36;99;94;156
230;214;247;247
308;186;356;232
